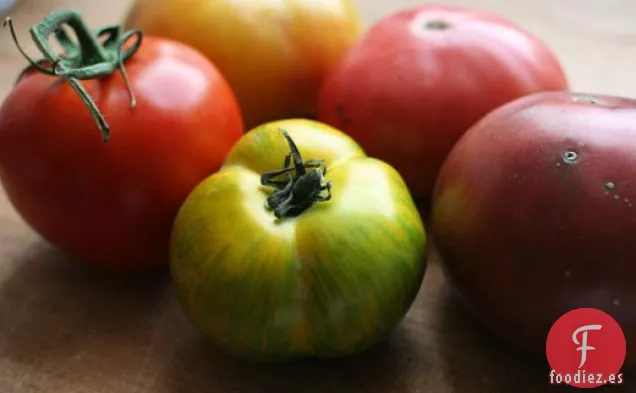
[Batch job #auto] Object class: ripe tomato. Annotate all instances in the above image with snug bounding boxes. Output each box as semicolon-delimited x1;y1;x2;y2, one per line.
431;91;636;368
170;119;427;361
124;0;363;129
0;10;244;271
317;4;568;200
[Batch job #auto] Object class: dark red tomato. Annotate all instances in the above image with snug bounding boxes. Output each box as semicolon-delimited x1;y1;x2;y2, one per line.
317;4;568;200
0;11;244;271
431;91;636;368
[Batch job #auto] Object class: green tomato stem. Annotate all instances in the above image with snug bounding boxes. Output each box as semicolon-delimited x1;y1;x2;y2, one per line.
3;9;144;143
260;129;333;219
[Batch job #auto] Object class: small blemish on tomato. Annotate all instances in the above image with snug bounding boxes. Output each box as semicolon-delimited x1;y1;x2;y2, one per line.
562;150;579;164
603;182;630;206
604;182;618;197
572;94;615;108
574;96;598;104
336;104;351;127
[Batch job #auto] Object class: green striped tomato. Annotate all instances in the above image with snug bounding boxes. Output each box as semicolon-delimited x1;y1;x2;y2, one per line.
170;119;427;361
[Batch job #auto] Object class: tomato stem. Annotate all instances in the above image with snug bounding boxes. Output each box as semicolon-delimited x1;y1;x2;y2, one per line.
423;20;451;30
260;129;332;219
3;9;144;143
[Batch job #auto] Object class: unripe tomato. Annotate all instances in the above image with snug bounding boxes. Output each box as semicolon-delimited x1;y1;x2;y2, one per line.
170;119;427;361
124;0;363;129
318;4;568;200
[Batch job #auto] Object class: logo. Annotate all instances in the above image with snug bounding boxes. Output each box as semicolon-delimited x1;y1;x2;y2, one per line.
546;308;626;388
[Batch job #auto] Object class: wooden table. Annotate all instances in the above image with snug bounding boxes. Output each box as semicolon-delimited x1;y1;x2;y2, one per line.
0;0;633;392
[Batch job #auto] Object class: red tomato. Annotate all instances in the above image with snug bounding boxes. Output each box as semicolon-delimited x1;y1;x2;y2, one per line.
0;11;244;271
431;91;636;368
317;4;568;200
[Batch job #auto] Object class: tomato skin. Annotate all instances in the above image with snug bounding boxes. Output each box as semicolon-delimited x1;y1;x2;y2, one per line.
317;4;568;200
0;36;244;271
431;91;636;368
124;0;363;129
170;119;427;361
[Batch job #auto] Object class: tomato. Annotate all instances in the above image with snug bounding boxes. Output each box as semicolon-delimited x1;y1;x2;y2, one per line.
317;4;568;200
170;119;427;361
431;91;636;368
0;10;244;271
124;0;363;129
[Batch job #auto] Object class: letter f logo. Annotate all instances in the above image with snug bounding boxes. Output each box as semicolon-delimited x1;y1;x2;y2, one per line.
547;308;626;388
573;324;602;368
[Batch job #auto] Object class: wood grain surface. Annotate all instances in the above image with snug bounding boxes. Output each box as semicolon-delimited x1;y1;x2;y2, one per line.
0;0;634;392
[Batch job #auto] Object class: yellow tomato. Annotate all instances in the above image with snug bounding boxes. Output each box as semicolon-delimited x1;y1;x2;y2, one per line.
124;0;363;129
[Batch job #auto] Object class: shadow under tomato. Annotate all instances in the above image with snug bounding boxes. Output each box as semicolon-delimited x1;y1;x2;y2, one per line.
415;197;432;217
164;322;425;393
433;270;596;393
0;239;171;372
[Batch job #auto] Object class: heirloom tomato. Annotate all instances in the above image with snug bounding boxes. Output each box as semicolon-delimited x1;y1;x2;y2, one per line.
170;119;427;361
318;4;568;200
431;91;636;368
0;10;243;271
124;0;363;129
